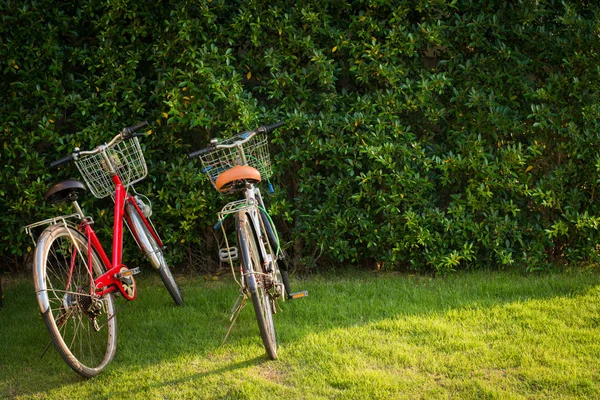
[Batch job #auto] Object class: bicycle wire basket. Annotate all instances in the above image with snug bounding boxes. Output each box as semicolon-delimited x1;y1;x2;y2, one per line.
75;137;147;199
199;130;272;191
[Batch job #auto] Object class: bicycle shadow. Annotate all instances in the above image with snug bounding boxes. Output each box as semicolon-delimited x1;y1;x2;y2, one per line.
104;355;266;398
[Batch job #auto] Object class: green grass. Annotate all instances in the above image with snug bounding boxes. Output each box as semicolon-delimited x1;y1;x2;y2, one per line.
1;268;599;399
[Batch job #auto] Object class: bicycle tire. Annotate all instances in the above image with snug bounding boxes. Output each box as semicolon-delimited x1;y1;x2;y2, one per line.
236;211;277;359
126;204;183;305
33;224;117;378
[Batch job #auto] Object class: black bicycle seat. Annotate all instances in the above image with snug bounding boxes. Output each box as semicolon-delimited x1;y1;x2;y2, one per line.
44;179;87;205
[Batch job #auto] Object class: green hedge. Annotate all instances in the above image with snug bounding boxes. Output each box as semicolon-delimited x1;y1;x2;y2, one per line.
2;0;600;273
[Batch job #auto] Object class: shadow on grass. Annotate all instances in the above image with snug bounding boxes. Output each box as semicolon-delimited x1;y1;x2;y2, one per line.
1;268;599;397
103;356;266;399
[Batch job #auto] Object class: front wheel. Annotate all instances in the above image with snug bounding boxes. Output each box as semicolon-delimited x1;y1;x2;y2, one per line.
236;212;277;359
126;204;183;306
259;208;292;299
33;224;117;378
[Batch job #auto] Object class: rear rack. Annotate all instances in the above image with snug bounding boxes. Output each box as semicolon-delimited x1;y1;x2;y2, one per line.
218;199;255;220
24;214;92;244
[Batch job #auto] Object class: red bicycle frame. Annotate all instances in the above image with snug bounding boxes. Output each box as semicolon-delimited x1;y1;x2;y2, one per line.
75;174;163;300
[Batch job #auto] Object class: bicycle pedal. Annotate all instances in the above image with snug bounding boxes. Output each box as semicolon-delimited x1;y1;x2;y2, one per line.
114;267;140;279
288;290;308;300
219;247;238;262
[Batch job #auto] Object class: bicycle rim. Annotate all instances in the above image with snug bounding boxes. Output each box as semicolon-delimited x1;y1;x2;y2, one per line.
237;212;277;359
34;224;117;378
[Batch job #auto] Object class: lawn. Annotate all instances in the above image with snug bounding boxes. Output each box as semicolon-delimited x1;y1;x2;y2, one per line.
1;268;599;399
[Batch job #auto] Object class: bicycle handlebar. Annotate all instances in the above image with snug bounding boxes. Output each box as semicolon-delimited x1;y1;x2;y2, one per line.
48;121;150;168
49;154;76;168
188;145;214;159
187;121;285;159
259;121;285;134
121;120;149;138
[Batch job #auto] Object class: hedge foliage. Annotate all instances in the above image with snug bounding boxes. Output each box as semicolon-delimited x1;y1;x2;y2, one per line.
2;0;600;273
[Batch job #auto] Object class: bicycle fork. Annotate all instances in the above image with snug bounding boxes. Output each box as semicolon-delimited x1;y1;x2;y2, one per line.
124;201;163;271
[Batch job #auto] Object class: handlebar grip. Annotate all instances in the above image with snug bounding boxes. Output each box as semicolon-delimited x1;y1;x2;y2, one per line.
122;121;149;138
259;121;285;134
49;154;75;168
188;145;214;159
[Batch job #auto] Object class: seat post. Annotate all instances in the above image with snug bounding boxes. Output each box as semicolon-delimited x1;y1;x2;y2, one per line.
72;200;85;219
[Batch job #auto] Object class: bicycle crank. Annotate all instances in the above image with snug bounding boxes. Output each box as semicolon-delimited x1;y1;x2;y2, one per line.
115;266;140;300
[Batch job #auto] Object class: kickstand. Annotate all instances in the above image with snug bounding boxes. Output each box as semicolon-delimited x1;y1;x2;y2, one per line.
40;341;52;359
222;292;246;346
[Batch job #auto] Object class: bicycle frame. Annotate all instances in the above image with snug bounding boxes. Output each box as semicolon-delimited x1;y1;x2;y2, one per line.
80;173;163;300
246;187;280;290
203;130;281;293
244;186;273;260
217;182;279;293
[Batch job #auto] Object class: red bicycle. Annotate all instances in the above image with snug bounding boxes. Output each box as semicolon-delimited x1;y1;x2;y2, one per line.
24;121;183;378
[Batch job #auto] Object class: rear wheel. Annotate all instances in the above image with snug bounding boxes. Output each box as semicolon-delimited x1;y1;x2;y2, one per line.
126;205;183;305
33;224;117;378
236;212;277;359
